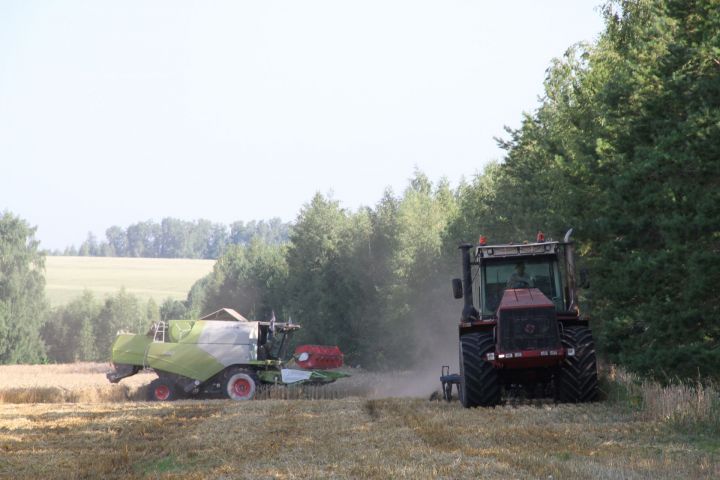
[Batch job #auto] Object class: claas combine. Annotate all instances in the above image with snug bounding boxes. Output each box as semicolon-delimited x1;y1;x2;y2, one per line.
107;308;347;401
442;229;598;407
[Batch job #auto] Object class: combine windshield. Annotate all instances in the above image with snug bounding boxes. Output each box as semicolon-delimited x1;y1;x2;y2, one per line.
480;256;564;314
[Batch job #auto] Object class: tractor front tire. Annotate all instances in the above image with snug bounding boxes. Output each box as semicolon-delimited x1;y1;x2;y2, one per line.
460;332;500;407
224;369;257;401
557;326;599;403
147;378;181;401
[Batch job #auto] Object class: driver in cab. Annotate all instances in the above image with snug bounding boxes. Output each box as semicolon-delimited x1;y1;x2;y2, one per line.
506;262;532;289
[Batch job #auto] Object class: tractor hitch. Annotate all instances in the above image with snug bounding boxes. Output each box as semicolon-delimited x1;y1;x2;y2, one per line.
440;365;461;401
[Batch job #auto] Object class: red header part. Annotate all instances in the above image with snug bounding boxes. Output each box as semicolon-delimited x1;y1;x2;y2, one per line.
294;345;344;370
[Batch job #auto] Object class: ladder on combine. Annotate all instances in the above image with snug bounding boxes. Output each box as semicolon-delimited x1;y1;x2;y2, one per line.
153;321;167;343
140;321;168;370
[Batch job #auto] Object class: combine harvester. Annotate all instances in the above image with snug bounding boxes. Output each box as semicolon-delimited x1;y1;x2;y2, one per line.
107;308;347;401
441;229;598;407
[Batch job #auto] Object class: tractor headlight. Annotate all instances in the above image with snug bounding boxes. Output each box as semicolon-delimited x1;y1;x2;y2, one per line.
297;352;310;362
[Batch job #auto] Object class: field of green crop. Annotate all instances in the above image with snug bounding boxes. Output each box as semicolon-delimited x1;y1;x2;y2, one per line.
44;256;215;306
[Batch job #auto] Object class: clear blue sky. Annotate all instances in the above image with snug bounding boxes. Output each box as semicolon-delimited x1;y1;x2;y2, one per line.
0;1;605;250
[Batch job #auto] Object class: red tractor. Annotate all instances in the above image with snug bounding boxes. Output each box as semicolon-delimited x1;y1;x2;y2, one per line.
443;229;598;407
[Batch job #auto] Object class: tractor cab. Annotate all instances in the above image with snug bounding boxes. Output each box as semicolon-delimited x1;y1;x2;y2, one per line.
452;230;580;323
476;251;566;316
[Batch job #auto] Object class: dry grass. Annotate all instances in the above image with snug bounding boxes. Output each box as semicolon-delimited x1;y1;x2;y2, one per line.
0;363;718;479
1;398;718;479
0;363;153;403
45;256;215;306
603;366;720;434
0;364;441;404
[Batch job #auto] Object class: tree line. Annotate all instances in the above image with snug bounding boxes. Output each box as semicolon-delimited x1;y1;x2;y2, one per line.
1;175;460;370
1;0;717;379
454;0;719;379
182;176;460;370
42;290;164;363
57;218;290;259
0;212;182;363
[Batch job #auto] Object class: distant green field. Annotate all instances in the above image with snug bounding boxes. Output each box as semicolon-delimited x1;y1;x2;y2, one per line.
45;256;215;307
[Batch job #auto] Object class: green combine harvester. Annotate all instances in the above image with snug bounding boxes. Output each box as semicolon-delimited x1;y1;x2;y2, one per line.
107;308;348;401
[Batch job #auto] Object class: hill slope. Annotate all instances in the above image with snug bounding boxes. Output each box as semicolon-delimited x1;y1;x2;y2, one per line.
44;256;215;306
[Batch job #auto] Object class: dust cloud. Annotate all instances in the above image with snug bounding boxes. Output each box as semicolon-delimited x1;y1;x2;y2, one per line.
360;275;463;399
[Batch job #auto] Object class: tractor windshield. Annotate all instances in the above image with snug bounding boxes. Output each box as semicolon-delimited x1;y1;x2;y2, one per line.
480;256;564;314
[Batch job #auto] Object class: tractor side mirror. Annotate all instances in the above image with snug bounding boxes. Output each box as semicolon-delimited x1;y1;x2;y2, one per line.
579;268;590;289
452;278;463;299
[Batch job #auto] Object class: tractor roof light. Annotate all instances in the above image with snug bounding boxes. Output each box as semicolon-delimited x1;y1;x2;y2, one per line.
479;235;487;246
537;231;545;243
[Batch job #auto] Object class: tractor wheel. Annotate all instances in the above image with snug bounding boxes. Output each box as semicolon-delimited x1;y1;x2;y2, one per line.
147;378;180;401
223;369;257;401
459;332;500;407
557;326;599;403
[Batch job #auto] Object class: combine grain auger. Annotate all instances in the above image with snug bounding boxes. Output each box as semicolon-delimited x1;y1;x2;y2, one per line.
107;308;348;401
441;229;598;407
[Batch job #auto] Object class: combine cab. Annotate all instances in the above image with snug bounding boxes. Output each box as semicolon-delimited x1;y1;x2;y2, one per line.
443;230;598;407
107;308;347;401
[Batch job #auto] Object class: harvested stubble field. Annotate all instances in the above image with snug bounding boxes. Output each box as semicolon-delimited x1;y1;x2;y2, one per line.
0;364;718;479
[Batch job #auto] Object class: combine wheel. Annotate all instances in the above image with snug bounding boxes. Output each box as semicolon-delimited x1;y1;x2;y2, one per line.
224;369;257;401
147;378;181;401
459;332;500;407
557;326;599;403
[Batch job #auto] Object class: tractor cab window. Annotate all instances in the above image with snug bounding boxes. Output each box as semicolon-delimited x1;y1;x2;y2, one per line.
480;256;564;314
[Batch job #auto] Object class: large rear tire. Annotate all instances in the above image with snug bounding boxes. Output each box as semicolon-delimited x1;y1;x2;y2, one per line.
460;332;500;407
147;378;181;401
557;326;598;403
224;369;257;401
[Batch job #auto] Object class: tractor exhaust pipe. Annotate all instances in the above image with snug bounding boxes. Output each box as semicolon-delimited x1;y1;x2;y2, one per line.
563;229;578;312
459;243;476;320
